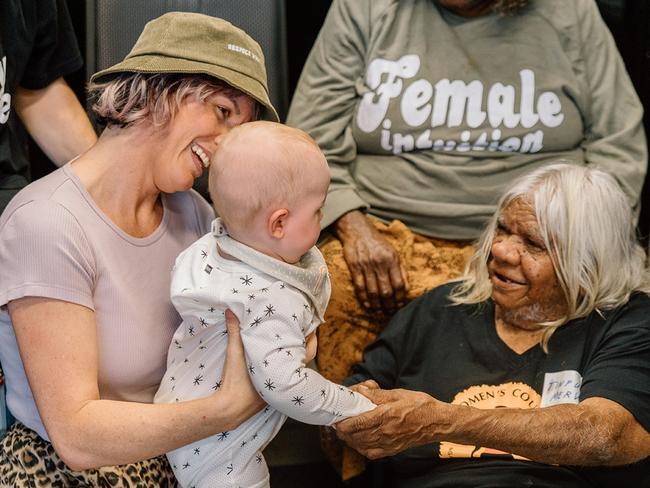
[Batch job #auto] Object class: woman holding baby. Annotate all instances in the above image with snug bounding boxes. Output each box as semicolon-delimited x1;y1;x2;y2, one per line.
0;12;281;485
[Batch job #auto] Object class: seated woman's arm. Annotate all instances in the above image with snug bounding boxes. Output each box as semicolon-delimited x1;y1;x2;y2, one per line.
337;387;650;466
338;289;650;467
287;0;408;312
9;298;263;471
575;0;647;209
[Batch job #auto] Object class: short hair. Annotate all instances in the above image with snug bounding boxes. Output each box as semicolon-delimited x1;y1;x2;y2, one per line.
87;72;260;128
451;163;649;348
209;121;324;234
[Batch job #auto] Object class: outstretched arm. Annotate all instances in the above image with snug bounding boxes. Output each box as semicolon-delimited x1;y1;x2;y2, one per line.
239;284;375;425
337;386;650;466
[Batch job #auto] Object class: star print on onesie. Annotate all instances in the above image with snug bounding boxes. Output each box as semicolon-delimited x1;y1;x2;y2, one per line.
154;218;375;488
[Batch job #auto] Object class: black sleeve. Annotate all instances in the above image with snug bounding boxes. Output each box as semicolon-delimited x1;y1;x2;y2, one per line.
579;296;650;431
344;293;428;388
344;333;400;388
21;0;82;89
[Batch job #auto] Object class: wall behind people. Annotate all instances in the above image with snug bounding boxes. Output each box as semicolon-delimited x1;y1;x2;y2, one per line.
26;0;650;245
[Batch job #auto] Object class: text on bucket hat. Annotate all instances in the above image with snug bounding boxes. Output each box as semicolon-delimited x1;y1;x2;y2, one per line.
90;11;278;121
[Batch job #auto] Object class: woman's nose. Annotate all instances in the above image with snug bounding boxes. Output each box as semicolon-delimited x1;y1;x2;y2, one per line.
491;235;522;264
214;126;230;145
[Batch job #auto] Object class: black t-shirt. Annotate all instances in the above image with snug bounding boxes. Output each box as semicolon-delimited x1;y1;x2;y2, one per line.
0;0;82;212
348;283;650;487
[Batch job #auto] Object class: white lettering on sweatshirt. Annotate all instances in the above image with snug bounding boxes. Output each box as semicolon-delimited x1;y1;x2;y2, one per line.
356;55;564;154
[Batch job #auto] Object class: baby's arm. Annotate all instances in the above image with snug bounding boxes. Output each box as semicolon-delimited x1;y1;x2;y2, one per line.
239;282;374;426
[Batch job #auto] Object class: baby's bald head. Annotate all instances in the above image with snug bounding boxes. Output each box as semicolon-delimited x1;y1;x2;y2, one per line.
208;121;329;238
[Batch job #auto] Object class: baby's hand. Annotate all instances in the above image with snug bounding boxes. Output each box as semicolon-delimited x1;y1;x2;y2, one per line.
305;332;318;364
349;380;380;393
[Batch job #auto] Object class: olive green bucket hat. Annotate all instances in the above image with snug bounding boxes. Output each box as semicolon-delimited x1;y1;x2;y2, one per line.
90;12;279;121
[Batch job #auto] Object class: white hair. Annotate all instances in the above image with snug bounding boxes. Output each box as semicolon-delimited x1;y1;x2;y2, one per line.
451;163;650;348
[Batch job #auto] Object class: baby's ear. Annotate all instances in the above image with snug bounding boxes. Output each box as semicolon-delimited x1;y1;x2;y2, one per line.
268;208;289;239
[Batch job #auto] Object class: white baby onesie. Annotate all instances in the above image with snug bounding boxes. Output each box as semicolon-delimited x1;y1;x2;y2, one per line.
155;218;375;488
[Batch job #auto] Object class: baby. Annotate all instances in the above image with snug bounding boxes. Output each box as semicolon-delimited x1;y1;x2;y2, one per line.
154;121;374;488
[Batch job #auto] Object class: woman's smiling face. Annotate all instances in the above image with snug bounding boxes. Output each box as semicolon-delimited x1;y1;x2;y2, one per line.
152;90;257;194
488;198;567;329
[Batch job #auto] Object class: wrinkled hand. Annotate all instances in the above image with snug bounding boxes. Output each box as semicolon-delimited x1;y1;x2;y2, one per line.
220;309;265;424
335;386;443;459
335;211;409;312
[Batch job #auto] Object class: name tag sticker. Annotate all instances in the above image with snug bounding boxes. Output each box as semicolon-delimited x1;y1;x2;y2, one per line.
541;370;582;407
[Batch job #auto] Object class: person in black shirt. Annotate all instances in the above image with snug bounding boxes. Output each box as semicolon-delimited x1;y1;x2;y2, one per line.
337;163;650;487
0;0;96;213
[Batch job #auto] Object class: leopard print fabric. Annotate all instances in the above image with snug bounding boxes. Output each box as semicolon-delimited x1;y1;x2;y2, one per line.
0;422;179;487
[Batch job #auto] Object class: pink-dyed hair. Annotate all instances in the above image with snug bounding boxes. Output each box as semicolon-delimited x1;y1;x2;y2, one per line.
88;72;260;128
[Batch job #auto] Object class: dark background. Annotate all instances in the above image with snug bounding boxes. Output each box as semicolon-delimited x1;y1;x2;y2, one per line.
29;0;650;244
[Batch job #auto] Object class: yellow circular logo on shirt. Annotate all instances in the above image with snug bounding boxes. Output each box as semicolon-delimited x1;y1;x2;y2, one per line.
439;382;540;459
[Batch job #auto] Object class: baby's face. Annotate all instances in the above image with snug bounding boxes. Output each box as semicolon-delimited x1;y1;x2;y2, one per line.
278;162;329;264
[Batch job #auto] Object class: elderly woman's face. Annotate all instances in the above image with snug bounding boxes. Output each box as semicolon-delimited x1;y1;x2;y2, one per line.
488;199;567;329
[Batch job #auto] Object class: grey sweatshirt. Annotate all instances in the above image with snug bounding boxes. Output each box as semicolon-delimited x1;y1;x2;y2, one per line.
287;0;647;239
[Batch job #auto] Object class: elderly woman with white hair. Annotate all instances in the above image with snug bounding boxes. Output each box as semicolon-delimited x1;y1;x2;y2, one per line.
335;163;650;487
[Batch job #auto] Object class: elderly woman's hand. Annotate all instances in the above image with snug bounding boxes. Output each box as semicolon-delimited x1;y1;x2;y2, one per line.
335;211;409;313
219;310;266;424
335;386;443;459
